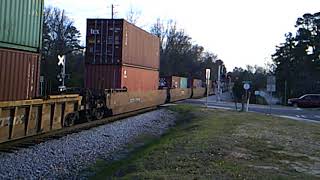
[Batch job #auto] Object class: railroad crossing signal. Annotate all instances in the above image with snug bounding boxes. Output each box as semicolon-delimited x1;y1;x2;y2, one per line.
58;55;65;66
58;55;67;92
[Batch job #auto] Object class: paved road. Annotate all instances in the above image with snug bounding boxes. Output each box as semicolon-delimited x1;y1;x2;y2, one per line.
181;94;320;122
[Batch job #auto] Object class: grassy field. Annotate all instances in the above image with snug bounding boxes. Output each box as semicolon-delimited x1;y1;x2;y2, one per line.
91;105;320;179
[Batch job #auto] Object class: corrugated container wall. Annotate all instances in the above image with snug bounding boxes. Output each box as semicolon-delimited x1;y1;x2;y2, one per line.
171;76;181;88
85;65;159;92
0;48;40;101
0;0;44;52
180;77;188;89
85;19;160;69
85;65;122;90
193;79;203;88
121;66;159;92
122;21;160;69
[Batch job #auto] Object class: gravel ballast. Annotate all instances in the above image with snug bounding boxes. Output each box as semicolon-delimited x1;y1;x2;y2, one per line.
0;109;176;179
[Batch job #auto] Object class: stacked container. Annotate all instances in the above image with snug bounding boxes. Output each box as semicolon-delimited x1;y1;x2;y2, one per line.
159;76;179;88
159;76;190;89
191;78;206;98
180;77;188;89
0;0;44;101
192;79;203;88
85;19;160;92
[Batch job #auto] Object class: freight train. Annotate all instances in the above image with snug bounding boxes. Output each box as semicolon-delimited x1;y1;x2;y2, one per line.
0;79;212;143
0;1;215;144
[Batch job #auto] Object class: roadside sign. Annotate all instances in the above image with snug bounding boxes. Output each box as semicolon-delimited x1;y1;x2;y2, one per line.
40;76;44;83
205;69;211;108
267;76;276;92
267;85;276;92
267;76;276;85
206;69;211;80
243;83;250;90
266;76;276;114
255;91;260;96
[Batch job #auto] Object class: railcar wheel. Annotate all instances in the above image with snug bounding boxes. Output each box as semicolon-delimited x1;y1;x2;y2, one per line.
64;113;77;127
86;110;94;122
94;108;105;120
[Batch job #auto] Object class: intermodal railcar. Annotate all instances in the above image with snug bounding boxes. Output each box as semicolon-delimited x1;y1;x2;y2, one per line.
0;81;213;144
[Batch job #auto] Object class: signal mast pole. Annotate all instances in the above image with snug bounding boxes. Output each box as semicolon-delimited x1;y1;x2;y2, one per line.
111;4;114;19
110;4;118;19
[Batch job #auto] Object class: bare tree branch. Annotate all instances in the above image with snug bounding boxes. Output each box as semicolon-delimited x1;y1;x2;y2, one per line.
126;6;141;25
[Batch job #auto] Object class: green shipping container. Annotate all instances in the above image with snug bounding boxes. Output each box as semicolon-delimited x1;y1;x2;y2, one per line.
180;77;188;89
0;0;44;52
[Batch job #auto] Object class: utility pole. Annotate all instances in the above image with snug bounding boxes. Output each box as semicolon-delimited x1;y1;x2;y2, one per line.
284;80;287;105
217;65;221;102
111;4;114;19
109;4;119;19
228;76;232;93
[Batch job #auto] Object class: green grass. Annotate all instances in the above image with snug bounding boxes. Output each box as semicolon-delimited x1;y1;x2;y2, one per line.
90;105;320;179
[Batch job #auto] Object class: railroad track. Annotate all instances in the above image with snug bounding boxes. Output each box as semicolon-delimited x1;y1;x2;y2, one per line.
0;107;157;153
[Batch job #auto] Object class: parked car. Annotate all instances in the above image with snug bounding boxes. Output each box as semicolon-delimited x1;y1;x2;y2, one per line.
288;94;320;108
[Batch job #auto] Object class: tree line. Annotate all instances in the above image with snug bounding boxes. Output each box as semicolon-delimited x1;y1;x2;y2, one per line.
231;12;320;105
41;7;225;93
150;19;225;81
42;7;84;94
272;12;320;101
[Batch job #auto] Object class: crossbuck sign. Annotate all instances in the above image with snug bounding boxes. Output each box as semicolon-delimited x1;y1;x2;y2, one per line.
58;55;65;66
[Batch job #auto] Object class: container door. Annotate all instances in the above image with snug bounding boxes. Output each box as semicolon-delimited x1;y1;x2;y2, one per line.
106;20;123;64
180;78;188;89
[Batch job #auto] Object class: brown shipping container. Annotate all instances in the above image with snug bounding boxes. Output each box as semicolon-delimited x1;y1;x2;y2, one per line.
121;66;159;92
85;65;159;92
85;65;122;90
0;48;40;101
192;79;203;88
85;19;160;69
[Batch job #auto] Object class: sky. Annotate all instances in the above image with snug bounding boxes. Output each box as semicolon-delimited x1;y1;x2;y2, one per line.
46;0;320;71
